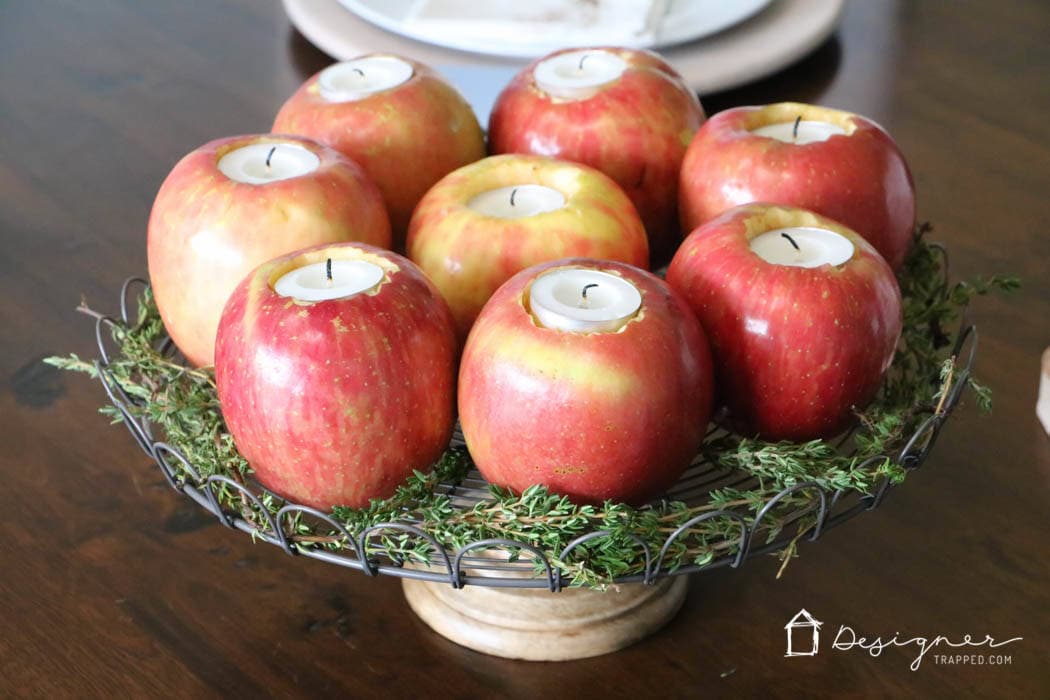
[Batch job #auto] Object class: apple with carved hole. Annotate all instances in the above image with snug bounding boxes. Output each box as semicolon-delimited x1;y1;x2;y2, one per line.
406;154;649;338
488;47;704;264
147;134;390;367
273;54;486;249
678;102;916;269
459;258;714;505
667;203;902;440
214;242;457;510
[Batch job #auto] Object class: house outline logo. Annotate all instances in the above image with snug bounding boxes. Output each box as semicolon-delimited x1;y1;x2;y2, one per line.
785;608;823;657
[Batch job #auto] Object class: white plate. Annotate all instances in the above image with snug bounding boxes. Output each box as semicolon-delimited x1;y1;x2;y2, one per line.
335;0;772;59
283;0;845;97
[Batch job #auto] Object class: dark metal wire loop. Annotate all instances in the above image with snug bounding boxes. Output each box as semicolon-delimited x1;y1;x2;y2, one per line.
952;321;976;362
358;523;454;582
749;482;828;555
275;504;361;561
946;324;978;412
928;242;951;297
454;539;556;591
119;277;150;327
842;454;892;511
151;441;201;492
556;531;654;589
898;413;943;470
203;475;279;538
94;315;117;368
656;509;751;572
868;476;893;511
827;488;846;515
96;362;153;456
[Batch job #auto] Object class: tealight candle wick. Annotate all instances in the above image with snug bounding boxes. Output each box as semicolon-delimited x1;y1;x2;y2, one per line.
792;116;801;142
509;188;518;207
352;67;365;78
580;282;599;308
578;53;591;71
780;232;801;251
265;146;276;169
325;257;333;287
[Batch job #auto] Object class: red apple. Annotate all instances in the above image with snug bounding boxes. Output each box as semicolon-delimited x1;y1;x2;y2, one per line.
678;102;916;269
488;47;705;264
459;258;714;505
407;154;649;338
214;242;457;510
667;204;902;440
147;134;390;367
273;55;486;249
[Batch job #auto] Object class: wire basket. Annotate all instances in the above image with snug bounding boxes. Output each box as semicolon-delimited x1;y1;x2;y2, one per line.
88;274;977;591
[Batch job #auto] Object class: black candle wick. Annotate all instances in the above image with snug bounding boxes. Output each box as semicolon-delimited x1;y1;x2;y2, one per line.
792;115;802;140
781;232;801;251
352;67;365;78
265;146;276;168
582;283;599;300
325;257;333;282
510;188;518;207
578;53;590;71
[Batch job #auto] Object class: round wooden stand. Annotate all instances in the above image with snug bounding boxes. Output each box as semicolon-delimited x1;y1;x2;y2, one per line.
403;576;688;661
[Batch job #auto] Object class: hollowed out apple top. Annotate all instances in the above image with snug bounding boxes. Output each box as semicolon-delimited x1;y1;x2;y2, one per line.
522;264;645;335
438;154;581;207
740;102;859;136
263;244;399;301
735;204;864;254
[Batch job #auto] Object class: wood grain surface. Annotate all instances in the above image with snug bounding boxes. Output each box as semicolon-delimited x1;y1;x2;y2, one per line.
1;1;1047;697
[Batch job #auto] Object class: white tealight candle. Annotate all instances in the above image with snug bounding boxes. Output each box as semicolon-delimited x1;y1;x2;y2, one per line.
467;185;566;219
749;227;855;268
528;268;642;333
217;142;319;185
752;119;847;145
273;258;385;303
533;49;627;100
317;56;414;102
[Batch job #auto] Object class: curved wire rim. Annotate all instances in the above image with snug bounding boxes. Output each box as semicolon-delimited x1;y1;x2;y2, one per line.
87;278;977;590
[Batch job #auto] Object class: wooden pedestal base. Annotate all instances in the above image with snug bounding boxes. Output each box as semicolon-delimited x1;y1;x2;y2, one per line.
402;576;688;661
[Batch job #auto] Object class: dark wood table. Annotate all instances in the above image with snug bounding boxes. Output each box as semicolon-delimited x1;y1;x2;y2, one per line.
3;1;1047;697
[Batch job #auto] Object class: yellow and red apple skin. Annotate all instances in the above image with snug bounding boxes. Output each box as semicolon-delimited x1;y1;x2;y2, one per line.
678;103;916;270
459;259;714;506
667;204;903;441
488;47;705;264
406;154;649;339
214;243;457;511
147;134;391;368
273;56;486;248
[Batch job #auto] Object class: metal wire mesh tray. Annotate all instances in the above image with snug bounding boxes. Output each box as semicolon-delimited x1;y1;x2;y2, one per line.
87;271;977;592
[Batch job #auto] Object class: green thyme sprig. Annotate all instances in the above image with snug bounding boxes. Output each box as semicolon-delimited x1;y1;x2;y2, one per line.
46;229;1018;588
